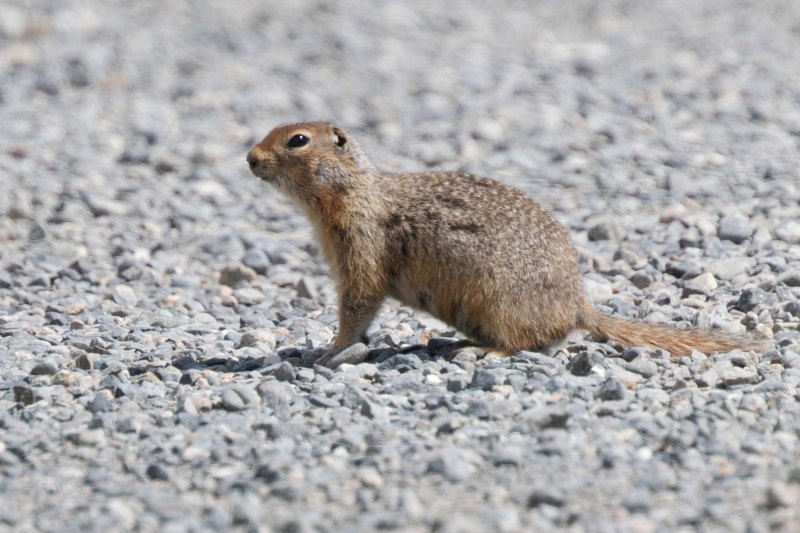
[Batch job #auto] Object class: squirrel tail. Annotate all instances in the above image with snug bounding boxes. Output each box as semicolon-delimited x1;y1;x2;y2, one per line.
577;300;768;357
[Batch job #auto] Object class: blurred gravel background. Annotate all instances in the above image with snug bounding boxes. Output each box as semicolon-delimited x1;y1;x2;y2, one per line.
2;0;800;531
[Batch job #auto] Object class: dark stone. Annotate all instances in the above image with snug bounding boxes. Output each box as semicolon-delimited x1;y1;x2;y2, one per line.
598;378;626;400
30;361;58;375
145;463;171;481
665;260;703;279
733;288;774;312
527;490;565;508
567;351;602;376
88;394;113;414
12;385;36;405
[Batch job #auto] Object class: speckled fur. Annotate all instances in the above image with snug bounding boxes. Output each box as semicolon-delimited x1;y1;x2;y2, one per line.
247;122;765;358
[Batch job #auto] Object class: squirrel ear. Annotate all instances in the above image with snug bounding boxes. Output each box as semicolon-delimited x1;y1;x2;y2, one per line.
332;127;347;148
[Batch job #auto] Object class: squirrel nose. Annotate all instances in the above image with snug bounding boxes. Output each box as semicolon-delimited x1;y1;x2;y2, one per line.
246;152;259;170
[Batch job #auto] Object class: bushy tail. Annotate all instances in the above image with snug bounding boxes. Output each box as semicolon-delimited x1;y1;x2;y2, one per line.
577;301;768;357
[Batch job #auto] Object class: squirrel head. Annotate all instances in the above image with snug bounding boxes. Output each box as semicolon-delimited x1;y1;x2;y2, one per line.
247;122;375;206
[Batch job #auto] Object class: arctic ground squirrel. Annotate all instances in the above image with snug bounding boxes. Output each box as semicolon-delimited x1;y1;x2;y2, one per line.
246;122;765;366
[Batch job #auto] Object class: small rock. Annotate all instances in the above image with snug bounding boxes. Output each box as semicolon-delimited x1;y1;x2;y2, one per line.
75;353;95;370
116;416;143;434
111;285;138;306
88;393;114;414
583;276;613;302
146;463;171;481
470;367;507;390
774;221;800;244
428;447;476;482
598;378;626;400
696;367;719;388
472;118;504;142
492;446;523;466
221;386;259;411
733;287;773;312
30;361;58;376
527;489;565;508
221;389;245;411
424;374;442;386
323;343;370;369
238;330;277;351
777;270;800;288
83;195;126;217
234;288;265;305
521;406;570;430
242;248;270;274
739;393;767;412
447;375;470;392
588;221;622;241
659;203;687;223
717;215;752;243
630;272;652;289
707;258;751;280
267;361;296;382
295;277;318;299
625;358;658;378
765;482;796;509
567;351;602;376
309;394;340;408
0;5;27;39
665;260;702;279
358;467;384;489
219;263;257;286
77;429;107;447
176;395;198;415
12;384;36;405
51;370;76;387
257;381;293;410
690;272;718;292
295;368;315;382
720;366;759;387
360;399;389;420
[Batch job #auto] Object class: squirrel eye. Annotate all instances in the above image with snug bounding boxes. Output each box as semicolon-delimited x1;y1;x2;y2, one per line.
287;134;309;148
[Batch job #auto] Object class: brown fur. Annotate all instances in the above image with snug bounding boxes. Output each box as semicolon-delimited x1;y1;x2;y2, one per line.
247;122;767;363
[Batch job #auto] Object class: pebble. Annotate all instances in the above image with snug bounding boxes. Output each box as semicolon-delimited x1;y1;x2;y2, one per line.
774;221;800;244
30;361;58;375
220;386;260;411
625;359;658;378
470;367;507;390
219;263;258;286
428;447;477;482
777;270;800;287
598;378;627;400
51;369;76;387
324;343;370;369
242;248;270;274
12;384;37;405
267;361;296;381
720;366;760;387
77;429;107;447
111;285;138;306
238;330;277;351
360;399;389;420
88;393;114;414
717;215;752;243
295;277;318;300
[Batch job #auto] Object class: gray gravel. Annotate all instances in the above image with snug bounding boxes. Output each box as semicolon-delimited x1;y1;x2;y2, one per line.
2;0;800;531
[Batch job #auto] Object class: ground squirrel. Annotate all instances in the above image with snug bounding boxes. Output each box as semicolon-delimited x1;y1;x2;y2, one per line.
246;122;765;365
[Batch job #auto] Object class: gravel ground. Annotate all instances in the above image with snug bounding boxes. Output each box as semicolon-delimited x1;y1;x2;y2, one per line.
2;0;800;531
